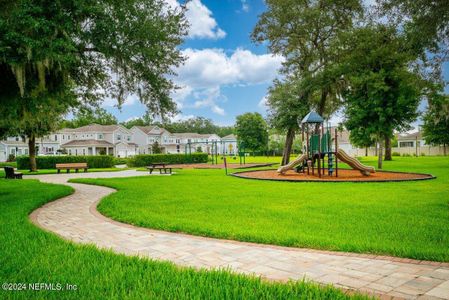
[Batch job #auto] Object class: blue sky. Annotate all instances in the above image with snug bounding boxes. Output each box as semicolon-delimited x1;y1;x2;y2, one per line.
103;0;448;127
103;0;280;125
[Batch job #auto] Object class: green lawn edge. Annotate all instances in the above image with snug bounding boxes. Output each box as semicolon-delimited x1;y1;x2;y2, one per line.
0;178;366;299
71;156;449;262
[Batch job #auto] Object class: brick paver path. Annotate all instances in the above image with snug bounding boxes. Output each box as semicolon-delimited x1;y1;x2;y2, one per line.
28;171;449;299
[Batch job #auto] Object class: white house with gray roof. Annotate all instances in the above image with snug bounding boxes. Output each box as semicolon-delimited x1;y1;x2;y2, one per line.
58;124;137;157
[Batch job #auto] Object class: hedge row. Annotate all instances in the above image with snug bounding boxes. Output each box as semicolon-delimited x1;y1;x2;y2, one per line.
127;153;208;167
16;155;114;169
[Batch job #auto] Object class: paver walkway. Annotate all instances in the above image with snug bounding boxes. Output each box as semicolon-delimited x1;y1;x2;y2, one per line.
28;171;449;299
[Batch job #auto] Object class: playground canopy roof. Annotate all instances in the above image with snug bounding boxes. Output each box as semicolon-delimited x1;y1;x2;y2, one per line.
300;111;324;124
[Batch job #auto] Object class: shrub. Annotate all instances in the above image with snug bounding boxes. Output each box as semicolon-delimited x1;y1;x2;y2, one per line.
113;157;128;165
7;154;15;162
392;152;401;156
127;153;208;167
402;153;411;157
16;155;114;169
0;161;17;168
420;152;426;156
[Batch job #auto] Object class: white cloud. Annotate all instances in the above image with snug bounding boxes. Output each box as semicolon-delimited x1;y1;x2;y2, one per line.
258;96;268;110
177;48;283;88
185;0;226;39
172;48;283;115
193;87;226;115
240;0;249;12
102;95;138;107
165;0;226;40
170;113;196;122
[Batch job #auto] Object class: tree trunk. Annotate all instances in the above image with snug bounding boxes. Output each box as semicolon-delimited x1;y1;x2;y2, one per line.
28;134;37;172
318;88;328;117
281;127;295;165
384;135;392;161
377;138;383;170
444;144;447;156
365;147;368;157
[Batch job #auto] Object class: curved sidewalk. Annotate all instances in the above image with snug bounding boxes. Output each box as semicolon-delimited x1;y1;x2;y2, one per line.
28;171;449;299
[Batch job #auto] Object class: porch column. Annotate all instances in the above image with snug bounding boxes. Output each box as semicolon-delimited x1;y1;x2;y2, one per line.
92;146;96;155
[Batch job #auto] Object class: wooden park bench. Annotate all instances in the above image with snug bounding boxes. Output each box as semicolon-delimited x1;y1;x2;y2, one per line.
56;163;88;173
3;166;23;179
146;162;172;174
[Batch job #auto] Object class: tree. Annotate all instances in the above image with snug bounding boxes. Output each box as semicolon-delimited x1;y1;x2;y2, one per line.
62;108;117;128
0;94;74;171
0;0;187;170
348;126;376;157
422;93;449;155
151;141;162;154
342;25;422;168
120;112;153;129
379;0;449;55
265;79;311;165
161;116;234;137
235;113;269;153
252;0;363;116
378;0;449;108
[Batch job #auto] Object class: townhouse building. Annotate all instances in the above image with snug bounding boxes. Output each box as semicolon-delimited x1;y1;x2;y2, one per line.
0;123;238;161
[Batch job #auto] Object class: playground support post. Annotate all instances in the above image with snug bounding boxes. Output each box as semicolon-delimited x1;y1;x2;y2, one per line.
318;124;322;178
303;125;310;175
335;128;338;177
321;124;325;176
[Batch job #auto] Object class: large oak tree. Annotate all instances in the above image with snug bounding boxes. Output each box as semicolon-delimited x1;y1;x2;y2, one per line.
342;25;423;168
0;0;187;170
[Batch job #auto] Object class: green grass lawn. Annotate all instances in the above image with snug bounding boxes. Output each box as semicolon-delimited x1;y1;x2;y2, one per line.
0;179;362;299
73;156;449;262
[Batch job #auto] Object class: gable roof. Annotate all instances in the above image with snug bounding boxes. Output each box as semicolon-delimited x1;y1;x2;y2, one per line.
134;126;171;135
397;132;423;140
64;124;130;134
222;134;237;140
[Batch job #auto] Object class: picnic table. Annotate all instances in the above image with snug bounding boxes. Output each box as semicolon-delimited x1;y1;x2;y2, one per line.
56;163;88;173
146;162;172;174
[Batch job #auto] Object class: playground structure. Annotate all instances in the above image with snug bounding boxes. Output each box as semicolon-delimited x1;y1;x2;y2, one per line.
277;111;375;177
184;139;249;165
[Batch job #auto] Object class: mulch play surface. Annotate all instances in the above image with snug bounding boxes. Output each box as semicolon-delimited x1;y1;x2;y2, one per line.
232;169;435;182
169;163;276;169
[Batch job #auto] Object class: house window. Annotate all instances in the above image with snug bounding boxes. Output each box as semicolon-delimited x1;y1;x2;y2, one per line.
63;135;65;140
117;134;121;141
127;136;131;141
83;149;85;155
55;135;58;141
98;134;103;140
399;141;414;148
69;150;72;155
68;136;71;140
15;137;19;141
176;139;180;144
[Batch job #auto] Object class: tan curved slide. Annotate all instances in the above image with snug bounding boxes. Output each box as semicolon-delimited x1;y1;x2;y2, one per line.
277;154;307;175
336;148;375;176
